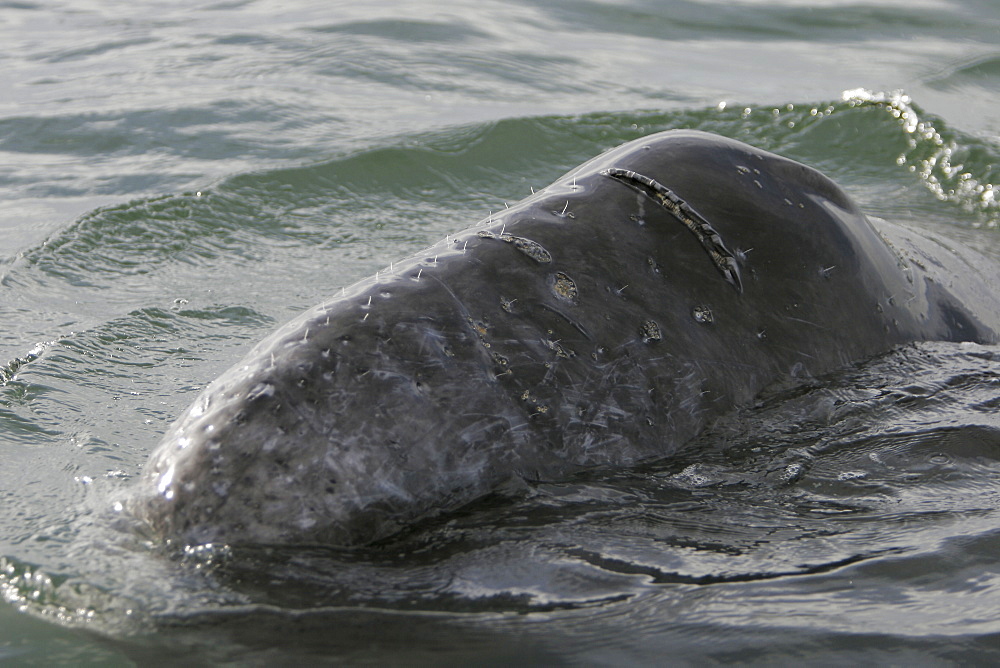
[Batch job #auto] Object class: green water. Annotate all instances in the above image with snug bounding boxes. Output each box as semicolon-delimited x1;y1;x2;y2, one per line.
2;0;999;664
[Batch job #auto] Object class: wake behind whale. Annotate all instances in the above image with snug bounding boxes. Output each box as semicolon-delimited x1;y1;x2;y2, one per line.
126;130;1000;548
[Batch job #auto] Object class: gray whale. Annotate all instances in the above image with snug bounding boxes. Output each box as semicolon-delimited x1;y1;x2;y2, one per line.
128;130;1000;547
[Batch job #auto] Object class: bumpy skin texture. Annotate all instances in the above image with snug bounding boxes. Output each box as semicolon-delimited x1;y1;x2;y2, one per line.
128;130;1000;547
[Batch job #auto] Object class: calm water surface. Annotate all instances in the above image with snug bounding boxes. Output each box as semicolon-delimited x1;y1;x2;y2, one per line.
1;0;999;664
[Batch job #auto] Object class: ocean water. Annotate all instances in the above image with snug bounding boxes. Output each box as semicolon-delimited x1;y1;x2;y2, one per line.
1;0;999;664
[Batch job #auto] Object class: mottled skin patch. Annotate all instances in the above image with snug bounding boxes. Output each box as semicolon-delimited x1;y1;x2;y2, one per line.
604;168;743;292
550;272;578;302
478;230;552;263
691;305;713;324
129;130;1000;549
639;320;662;343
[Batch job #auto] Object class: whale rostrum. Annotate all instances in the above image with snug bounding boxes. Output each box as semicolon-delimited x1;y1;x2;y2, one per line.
127;130;1000;547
